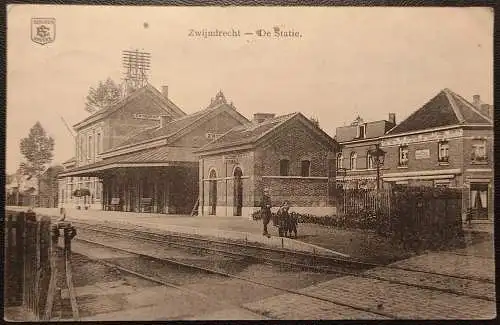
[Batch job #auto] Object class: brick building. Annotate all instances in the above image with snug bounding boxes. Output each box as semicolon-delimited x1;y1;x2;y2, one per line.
59;89;249;214
196;112;339;217
58;84;186;209
336;88;493;221
335;114;396;189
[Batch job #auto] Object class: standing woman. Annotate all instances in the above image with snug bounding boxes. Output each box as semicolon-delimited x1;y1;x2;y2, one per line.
277;201;290;237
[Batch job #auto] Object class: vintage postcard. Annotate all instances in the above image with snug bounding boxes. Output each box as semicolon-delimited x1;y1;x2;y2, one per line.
5;4;494;321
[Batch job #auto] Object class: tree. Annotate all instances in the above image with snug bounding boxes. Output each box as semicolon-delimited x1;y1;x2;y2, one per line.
84;78;123;114
310;116;320;127
19;122;55;205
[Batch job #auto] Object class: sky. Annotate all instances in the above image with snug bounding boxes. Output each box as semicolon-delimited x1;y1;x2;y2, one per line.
6;5;493;174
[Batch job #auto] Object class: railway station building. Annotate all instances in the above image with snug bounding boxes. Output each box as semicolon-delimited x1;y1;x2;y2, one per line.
59;84;340;217
196;112;340;217
59;87;250;214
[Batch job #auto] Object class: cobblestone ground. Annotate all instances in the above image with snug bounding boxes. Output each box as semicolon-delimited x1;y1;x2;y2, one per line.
244;274;495;320
243;242;496;320
390;253;495;282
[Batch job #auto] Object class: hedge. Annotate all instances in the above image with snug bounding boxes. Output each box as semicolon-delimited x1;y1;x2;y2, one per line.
252;209;392;235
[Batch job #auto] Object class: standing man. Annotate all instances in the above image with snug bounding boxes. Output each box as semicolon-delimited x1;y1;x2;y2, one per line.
260;188;272;237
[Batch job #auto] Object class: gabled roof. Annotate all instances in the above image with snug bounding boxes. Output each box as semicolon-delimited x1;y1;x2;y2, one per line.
387;88;492;135
104;92;249;154
73;84;185;130
197;112;338;154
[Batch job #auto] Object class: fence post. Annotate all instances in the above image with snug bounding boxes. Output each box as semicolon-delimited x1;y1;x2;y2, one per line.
33;219;42;320
43;223;60;321
16;212;26;306
5;214;12;306
63;224;79;320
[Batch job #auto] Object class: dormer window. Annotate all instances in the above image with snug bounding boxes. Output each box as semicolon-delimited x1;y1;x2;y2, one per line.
357;124;366;139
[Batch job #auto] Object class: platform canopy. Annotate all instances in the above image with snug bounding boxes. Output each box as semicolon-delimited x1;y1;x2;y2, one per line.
58;146;197;178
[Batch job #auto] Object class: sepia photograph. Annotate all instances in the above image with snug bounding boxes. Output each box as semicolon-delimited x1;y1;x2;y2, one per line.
4;4;495;321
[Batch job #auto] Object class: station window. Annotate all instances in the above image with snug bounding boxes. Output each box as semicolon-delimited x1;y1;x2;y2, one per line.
301;160;311;177
280;159;290;176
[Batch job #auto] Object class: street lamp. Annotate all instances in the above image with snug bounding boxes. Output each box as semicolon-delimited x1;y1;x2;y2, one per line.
369;144;386;191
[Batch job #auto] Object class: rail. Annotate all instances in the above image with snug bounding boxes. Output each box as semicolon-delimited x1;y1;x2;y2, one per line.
74;223;494;302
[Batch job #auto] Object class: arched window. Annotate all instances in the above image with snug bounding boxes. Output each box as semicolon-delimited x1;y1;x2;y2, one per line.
350;152;357;170
280;159;289;176
336;153;343;169
367;151;374;169
209;169;217;179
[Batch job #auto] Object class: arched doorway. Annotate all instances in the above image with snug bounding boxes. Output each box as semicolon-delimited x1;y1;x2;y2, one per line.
208;169;217;215
233;167;243;216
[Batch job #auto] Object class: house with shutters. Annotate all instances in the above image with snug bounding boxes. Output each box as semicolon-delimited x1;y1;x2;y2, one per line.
196;112;339;217
381;88;493;221
336;88;493;221
335;114;396;189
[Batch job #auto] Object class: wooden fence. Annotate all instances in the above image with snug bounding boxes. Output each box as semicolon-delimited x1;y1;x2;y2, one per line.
337;188;392;216
4;211;51;317
4;210;79;320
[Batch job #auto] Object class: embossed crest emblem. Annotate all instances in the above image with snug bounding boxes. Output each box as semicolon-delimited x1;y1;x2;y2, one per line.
31;18;56;45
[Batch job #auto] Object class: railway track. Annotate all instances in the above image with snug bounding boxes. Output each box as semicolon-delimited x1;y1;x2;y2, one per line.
72;221;495;283
73;222;495;303
73;236;396;319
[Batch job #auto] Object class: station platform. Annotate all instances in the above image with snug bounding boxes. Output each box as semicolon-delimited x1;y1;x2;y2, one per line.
7;206;413;263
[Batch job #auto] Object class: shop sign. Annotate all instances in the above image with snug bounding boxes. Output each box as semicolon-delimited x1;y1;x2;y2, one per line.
133;113;160;120
415;149;430;159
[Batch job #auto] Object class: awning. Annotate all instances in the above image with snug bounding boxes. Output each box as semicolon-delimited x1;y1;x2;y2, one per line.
59;146;198;178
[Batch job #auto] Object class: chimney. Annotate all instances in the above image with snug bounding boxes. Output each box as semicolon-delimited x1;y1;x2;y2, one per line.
388;113;396;125
161;86;169;99
159;115;170;128
473;95;481;108
253;113;276;123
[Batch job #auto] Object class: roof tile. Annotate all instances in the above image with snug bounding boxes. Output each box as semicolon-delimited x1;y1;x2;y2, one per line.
198;113;297;152
387;89;491;135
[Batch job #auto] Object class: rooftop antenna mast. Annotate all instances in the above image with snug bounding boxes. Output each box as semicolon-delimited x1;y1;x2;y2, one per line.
122;49;151;95
59;115;75;138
